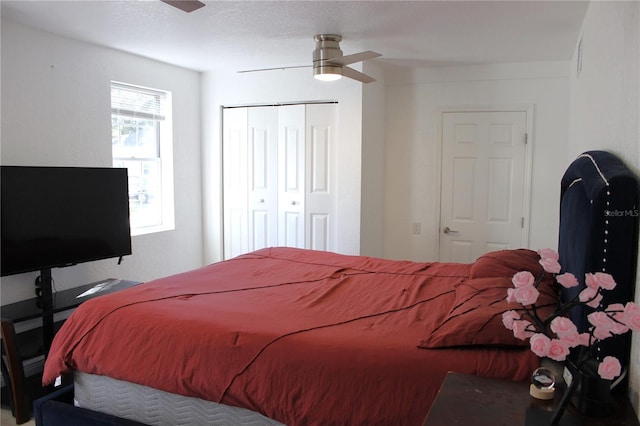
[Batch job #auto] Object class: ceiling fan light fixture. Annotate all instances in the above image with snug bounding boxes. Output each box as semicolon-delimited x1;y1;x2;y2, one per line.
239;33;379;83
313;34;343;81
314;65;342;81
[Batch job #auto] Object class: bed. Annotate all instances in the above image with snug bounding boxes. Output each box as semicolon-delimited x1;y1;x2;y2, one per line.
40;150;638;426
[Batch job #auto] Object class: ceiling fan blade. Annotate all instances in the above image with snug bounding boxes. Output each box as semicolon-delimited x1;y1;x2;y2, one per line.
327;51;381;66
342;66;376;84
237;65;312;74
161;0;205;13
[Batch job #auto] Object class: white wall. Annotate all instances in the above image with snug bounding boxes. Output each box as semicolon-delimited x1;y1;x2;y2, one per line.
201;68;366;264
566;1;640;417
383;62;571;261
0;19;203;304
360;62;386;257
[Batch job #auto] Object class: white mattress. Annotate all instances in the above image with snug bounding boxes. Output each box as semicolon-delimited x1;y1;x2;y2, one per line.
74;371;284;426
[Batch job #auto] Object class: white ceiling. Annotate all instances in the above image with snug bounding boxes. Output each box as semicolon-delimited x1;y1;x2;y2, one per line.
1;0;589;73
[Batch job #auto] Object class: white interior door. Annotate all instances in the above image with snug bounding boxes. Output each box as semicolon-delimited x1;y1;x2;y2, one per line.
247;107;279;251
305;103;337;251
222;107;248;259
439;110;529;262
278;105;306;248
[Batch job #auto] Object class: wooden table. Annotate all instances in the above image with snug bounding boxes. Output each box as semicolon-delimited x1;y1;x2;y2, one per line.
423;372;640;426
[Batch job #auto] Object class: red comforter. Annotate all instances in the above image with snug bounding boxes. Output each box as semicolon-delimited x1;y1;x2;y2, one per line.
43;247;549;425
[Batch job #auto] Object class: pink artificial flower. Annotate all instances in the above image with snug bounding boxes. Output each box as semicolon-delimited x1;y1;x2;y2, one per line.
512;271;535;288
593;325;612;341
537;248;559;261
597;356;622;380
529;333;551;357
513;320;534;340
547;339;570;361
501;310;521;330
595;272;617;290
623;302;640;330
588;311;615;329
579;286;603;308
539;258;561;274
577;333;592;347
559;333;581;348
587;272;617;290
550;316;578;338
605;303;626;313
605;303;629;335
506;288;517;303
586;293;604;309
610;321;630;335
514;285;540;306
588;311;615;340
579;286;598;301
556;272;579;288
585;273;599;289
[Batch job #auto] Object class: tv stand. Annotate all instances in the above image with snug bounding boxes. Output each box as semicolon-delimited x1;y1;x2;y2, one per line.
32;271;128;355
2;277;141;350
1;278;140;423
39;268;55;357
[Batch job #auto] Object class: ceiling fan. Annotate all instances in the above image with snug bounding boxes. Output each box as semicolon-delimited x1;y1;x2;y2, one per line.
238;34;382;83
161;0;205;13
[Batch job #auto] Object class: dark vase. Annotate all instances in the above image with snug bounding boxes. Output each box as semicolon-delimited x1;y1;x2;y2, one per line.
569;359;613;417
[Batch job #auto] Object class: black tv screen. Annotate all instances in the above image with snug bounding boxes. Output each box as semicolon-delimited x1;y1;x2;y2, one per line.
1;166;132;276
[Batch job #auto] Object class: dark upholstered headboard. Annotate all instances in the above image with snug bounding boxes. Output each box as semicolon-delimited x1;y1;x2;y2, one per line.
558;150;639;367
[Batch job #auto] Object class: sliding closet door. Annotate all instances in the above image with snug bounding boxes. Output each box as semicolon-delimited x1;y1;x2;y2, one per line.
278;105;306;248
247;107;279;251
305;104;337;251
223;103;337;259
222;107;248;259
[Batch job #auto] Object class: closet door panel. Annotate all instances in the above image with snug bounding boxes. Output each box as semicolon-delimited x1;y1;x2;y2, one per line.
222;108;248;259
248;107;278;251
278;105;305;248
305;104;337;252
310;213;329;251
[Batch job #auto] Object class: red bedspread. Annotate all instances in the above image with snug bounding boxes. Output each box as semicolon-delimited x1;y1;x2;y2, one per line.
43;248;547;425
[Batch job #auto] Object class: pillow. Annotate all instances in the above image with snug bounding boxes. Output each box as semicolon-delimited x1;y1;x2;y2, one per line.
417;274;557;349
470;248;545;279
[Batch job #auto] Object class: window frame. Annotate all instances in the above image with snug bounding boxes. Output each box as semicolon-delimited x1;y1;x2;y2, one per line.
111;81;175;236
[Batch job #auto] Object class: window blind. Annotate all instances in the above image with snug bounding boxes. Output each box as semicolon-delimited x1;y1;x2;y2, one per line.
111;82;167;121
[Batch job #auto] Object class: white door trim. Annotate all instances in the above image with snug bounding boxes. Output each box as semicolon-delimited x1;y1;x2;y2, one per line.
436;104;535;261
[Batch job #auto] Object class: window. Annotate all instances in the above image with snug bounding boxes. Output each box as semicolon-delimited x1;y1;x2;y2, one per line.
111;82;174;235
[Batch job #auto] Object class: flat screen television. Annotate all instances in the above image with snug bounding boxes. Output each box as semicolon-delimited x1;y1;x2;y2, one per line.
1;166;132;277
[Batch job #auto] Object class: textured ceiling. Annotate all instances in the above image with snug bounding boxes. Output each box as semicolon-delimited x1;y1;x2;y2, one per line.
1;1;589;73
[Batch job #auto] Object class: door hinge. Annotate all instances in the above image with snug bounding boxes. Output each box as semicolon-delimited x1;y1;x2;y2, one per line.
524;133;528;144
521;217;525;228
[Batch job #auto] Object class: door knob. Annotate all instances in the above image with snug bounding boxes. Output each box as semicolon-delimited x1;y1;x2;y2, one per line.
443;226;459;235
291;201;297;205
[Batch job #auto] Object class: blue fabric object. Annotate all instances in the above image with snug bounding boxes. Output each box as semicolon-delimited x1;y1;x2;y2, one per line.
558;150;639;366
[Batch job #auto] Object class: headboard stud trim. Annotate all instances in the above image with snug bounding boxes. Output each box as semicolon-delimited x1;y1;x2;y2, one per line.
577;153;610;186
